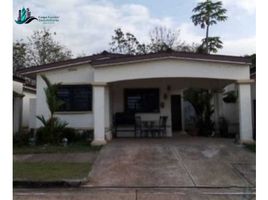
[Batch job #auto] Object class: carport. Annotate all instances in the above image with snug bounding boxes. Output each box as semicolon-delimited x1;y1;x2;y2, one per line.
90;52;253;145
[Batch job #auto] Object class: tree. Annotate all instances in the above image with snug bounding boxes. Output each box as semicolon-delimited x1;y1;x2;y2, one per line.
197;37;223;53
184;88;215;136
109;28;146;55
40;75;64;120
191;0;227;53
109;27;198;55
13;28;72;70
27;28;72;66
13;40;27;71
36;75;68;144
148;26;177;53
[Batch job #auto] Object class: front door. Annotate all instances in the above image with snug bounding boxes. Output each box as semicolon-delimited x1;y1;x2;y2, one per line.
171;95;182;131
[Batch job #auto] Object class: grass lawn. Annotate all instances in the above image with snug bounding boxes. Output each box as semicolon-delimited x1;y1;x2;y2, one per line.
245;143;256;153
14;162;91;181
14;142;102;154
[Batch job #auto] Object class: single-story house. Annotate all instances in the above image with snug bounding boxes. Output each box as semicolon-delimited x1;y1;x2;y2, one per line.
18;51;254;145
13;74;36;134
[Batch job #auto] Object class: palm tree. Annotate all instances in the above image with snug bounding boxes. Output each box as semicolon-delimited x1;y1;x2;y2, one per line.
197;37;223;53
191;0;227;53
40;75;64;119
36;75;67;144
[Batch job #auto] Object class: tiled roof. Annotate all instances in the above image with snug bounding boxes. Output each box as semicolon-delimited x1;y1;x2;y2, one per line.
91;51;251;67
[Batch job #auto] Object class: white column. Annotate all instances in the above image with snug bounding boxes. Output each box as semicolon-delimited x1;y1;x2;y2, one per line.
105;86;112;140
237;81;253;143
92;83;107;146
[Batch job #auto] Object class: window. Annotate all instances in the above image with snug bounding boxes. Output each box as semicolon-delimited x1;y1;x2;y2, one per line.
57;85;92;111
124;88;159;113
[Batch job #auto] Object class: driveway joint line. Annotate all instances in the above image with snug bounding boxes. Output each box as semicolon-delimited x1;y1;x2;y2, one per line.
171;146;196;187
230;163;254;186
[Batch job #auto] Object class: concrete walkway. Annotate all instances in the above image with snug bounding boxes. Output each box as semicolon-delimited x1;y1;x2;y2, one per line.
86;136;255;188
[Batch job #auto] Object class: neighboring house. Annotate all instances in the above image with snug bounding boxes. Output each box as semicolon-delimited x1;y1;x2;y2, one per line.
18;51;254;145
13;75;24;134
13;74;36;134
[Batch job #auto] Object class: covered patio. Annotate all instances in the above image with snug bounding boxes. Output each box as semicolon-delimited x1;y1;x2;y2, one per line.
90;53;253;145
109;77;235;138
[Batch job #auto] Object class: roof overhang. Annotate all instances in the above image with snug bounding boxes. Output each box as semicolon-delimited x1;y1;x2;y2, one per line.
19;60;90;76
17;51;251;76
16;51;124;76
92;55;250;68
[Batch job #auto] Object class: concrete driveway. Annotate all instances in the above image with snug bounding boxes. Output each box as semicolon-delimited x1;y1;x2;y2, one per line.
86;136;255;188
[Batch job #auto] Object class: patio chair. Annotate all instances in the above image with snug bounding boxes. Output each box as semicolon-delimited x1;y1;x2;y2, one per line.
113;112;135;138
158;116;168;137
142;121;155;138
147;116;168;138
134;116;143;138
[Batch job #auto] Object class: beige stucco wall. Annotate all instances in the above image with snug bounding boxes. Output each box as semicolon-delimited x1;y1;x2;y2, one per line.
22;91;36;128
13;80;23;94
94;59;250;83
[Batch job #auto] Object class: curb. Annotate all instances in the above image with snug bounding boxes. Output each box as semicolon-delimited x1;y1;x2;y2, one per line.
13;178;88;188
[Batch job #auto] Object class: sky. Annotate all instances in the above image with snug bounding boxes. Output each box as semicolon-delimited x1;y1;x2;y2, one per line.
13;0;256;57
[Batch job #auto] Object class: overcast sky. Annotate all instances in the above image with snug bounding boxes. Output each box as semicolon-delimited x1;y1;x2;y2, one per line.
13;0;256;57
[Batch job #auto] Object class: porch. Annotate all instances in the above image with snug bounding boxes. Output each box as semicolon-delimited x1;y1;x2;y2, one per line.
108;78;237;138
90;53;253;145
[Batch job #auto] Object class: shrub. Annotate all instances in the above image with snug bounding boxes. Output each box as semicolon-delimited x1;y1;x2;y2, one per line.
74;130;94;142
35;126;95;145
13;133;31;146
36;127;49;145
35;117;68;145
60;128;77;143
184;88;215;136
81;130;94;141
